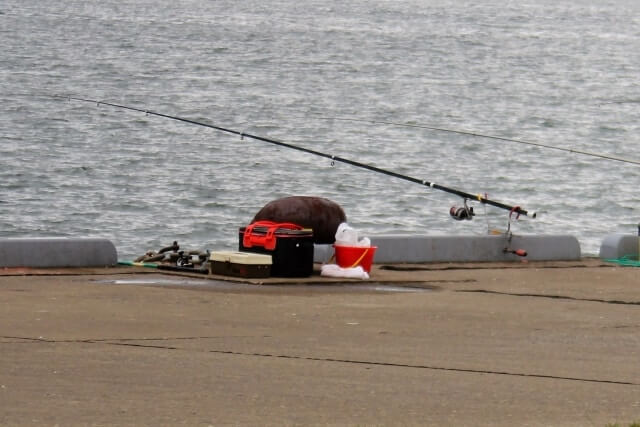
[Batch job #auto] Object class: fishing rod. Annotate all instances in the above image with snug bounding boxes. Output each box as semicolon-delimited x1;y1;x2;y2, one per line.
52;94;536;218
299;115;640;167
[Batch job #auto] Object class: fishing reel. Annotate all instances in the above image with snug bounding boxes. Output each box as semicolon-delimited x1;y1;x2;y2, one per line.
176;251;194;268
449;199;474;221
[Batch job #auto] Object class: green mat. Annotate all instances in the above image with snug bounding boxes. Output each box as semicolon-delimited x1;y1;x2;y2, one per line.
605;255;640;267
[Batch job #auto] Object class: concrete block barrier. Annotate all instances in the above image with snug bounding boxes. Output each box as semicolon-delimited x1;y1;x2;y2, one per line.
315;234;581;264
0;238;118;268
599;234;639;259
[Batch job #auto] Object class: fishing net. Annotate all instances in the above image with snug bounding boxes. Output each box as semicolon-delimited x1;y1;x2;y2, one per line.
604;255;640;267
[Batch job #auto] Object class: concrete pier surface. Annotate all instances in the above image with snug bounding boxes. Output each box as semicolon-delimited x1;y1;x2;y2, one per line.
1;259;639;426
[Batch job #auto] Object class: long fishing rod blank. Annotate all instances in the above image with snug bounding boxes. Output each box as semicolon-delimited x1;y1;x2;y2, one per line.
52;94;537;219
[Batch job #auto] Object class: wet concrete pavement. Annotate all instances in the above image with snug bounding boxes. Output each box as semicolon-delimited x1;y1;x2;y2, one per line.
1;260;639;426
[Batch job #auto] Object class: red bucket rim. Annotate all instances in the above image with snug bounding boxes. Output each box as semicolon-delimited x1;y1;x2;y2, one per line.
333;244;377;272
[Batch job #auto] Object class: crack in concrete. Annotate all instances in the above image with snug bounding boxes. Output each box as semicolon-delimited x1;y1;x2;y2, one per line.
457;289;640;306
201;348;639;387
1;335;265;343
3;335;638;387
380;264;604;272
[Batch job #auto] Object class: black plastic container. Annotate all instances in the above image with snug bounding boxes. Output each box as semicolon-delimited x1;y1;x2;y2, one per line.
239;221;314;277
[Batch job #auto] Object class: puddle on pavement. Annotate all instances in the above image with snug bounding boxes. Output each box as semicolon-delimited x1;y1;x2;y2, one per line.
95;276;251;291
100;278;212;286
95;276;434;293
359;284;433;293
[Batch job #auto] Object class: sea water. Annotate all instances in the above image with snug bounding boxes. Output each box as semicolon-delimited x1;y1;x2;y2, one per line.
1;0;639;258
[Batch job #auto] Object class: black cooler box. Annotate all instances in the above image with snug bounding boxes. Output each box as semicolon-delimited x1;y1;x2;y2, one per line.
239;221;314;277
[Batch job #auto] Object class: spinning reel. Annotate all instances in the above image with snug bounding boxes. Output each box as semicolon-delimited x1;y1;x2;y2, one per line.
449;199;474;221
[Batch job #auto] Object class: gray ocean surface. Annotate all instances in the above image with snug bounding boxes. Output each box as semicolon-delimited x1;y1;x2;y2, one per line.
2;0;639;259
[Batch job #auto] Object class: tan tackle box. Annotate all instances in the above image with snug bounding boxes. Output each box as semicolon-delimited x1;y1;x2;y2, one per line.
209;251;272;278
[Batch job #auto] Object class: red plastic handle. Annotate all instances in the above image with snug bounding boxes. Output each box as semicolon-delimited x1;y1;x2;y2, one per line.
242;221;303;250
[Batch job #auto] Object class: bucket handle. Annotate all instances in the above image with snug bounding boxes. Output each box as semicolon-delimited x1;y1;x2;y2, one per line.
349;247;370;269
